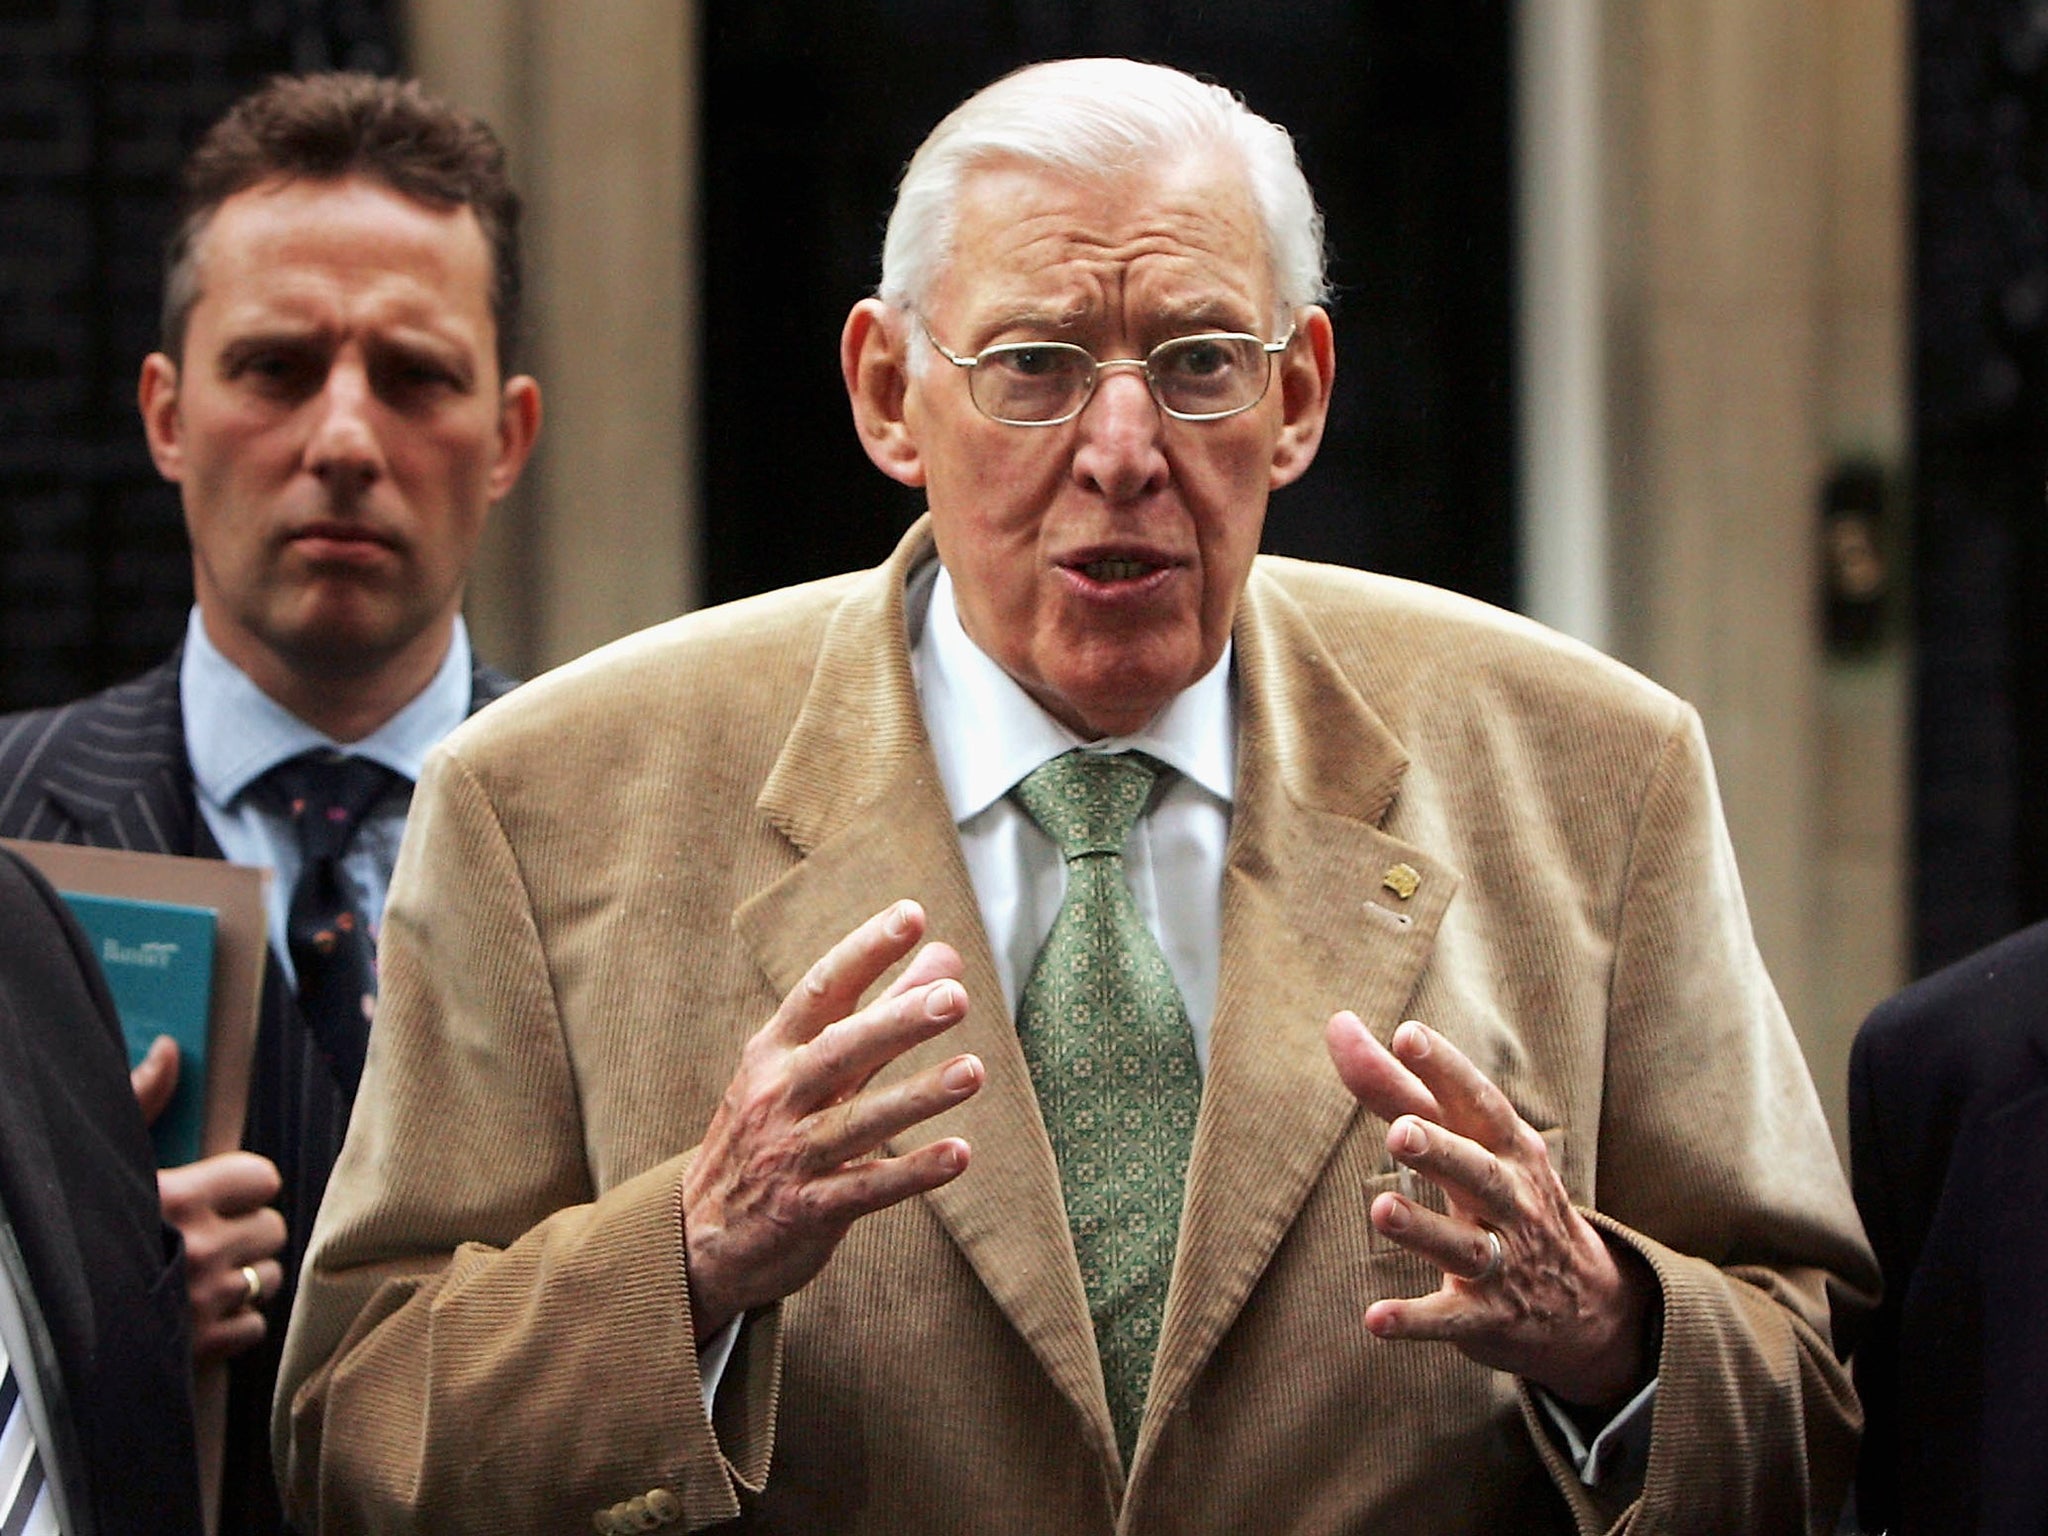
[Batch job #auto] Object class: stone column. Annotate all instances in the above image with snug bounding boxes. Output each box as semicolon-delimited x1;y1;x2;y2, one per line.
404;0;701;677
1588;0;1907;1150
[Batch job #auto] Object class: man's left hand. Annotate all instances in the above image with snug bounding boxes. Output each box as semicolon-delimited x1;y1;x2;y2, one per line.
1325;1013;1656;1408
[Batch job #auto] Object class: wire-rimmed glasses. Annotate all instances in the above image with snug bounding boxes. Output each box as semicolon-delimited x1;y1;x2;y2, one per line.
922;322;1295;426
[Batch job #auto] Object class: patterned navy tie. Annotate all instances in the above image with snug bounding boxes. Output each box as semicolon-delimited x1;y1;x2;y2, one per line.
1011;749;1202;1466
264;751;402;1100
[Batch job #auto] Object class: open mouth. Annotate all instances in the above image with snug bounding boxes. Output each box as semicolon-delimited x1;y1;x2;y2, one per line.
1078;557;1158;582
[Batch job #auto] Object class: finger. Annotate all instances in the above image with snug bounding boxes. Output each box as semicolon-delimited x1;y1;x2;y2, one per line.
130;1035;181;1126
158;1152;284;1223
1384;1114;1515;1224
799;1135;971;1226
788;975;970;1113
245;1256;285;1308
1389;1021;1528;1151
192;1306;268;1365
805;1053;984;1166
1364;1287;1492;1344
880;940;965;1001
771;901;929;1045
193;1237;286;1319
1325;1011;1443;1125
1370;1189;1504;1282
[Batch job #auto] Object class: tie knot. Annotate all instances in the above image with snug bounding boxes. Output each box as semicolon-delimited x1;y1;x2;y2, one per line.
262;751;402;861
1012;750;1162;860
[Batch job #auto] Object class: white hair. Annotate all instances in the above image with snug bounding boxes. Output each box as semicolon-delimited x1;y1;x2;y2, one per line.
878;58;1328;324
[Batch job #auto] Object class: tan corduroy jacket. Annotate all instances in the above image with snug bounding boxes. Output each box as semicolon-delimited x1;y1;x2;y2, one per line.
277;519;1875;1534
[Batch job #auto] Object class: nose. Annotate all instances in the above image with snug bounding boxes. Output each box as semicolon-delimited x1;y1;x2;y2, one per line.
302;358;385;499
1071;362;1169;504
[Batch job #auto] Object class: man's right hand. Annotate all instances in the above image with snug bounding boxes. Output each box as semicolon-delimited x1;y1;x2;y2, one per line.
681;900;983;1342
158;1153;288;1364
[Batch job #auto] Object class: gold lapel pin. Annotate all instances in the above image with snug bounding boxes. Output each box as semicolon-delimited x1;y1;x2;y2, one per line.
1381;863;1420;901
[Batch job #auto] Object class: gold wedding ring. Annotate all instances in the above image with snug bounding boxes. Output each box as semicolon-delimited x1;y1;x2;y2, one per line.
241;1263;265;1308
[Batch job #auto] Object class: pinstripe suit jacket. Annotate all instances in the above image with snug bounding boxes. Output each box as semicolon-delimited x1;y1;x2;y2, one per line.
0;648;512;1536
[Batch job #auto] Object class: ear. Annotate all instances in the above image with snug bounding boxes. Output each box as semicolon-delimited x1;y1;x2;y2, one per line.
488;374;543;501
1268;305;1335;491
842;298;926;488
138;353;186;484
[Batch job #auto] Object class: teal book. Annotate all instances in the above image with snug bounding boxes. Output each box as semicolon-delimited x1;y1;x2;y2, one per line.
61;891;218;1168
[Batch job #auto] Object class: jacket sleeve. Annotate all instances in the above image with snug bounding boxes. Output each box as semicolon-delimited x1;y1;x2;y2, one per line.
1536;707;1879;1536
273;747;780;1534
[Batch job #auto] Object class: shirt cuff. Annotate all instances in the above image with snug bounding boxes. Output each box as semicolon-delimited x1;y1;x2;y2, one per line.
1535;1376;1657;1487
697;1315;743;1415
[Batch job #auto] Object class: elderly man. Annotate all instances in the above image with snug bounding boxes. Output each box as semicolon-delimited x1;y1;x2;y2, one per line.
279;59;1870;1534
0;74;539;1534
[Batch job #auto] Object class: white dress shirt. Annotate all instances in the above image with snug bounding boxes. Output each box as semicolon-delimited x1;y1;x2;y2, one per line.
909;564;1234;1060
179;609;475;987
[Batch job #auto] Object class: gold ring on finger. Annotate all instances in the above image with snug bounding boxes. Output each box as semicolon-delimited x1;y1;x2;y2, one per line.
241;1263;264;1308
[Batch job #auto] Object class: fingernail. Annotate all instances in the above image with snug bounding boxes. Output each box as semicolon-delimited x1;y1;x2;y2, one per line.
1396;1020;1429;1056
886;901;916;937
925;980;961;1018
942;1055;978;1091
940;1141;967;1173
1398;1119;1426;1156
1380;1197;1410;1233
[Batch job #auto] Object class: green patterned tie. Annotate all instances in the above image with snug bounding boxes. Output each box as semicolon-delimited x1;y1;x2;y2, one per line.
1012;749;1202;1464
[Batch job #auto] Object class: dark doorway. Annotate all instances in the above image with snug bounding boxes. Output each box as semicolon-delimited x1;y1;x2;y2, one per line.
699;4;1517;611
1912;0;2048;970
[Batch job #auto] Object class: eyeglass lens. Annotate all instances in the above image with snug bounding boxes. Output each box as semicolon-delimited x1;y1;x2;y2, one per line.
971;334;1273;423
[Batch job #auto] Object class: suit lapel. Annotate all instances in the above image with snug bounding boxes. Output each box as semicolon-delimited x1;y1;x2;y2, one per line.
732;523;1112;1463
35;654;197;855
1145;567;1459;1454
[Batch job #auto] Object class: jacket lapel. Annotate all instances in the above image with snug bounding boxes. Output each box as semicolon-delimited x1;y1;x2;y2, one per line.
1144;567;1460;1457
35;655;197;855
731;523;1112;1464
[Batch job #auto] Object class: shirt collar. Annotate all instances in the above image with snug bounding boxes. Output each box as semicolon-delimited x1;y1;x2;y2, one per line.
913;563;1236;824
180;608;474;810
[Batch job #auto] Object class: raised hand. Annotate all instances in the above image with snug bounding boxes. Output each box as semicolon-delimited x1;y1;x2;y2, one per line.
681;900;983;1342
1326;1014;1655;1408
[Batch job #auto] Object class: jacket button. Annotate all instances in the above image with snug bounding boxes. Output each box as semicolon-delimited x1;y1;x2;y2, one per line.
647;1488;682;1523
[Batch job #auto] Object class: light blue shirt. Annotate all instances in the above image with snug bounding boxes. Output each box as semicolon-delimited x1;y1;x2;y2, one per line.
178;609;474;988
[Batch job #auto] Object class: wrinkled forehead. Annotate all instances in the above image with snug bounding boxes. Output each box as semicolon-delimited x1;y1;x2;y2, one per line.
930;153;1277;329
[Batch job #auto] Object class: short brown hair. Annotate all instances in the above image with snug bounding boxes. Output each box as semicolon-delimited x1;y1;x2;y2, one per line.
161;72;524;372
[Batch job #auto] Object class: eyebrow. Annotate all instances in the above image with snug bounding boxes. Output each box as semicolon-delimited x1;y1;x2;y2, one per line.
214;330;326;369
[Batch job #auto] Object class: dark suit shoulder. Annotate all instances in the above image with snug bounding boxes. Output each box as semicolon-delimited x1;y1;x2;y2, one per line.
0;656;189;846
1853;919;2048;1120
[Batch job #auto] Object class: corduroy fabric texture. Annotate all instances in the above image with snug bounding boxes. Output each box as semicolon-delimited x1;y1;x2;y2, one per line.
278;519;1875;1535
